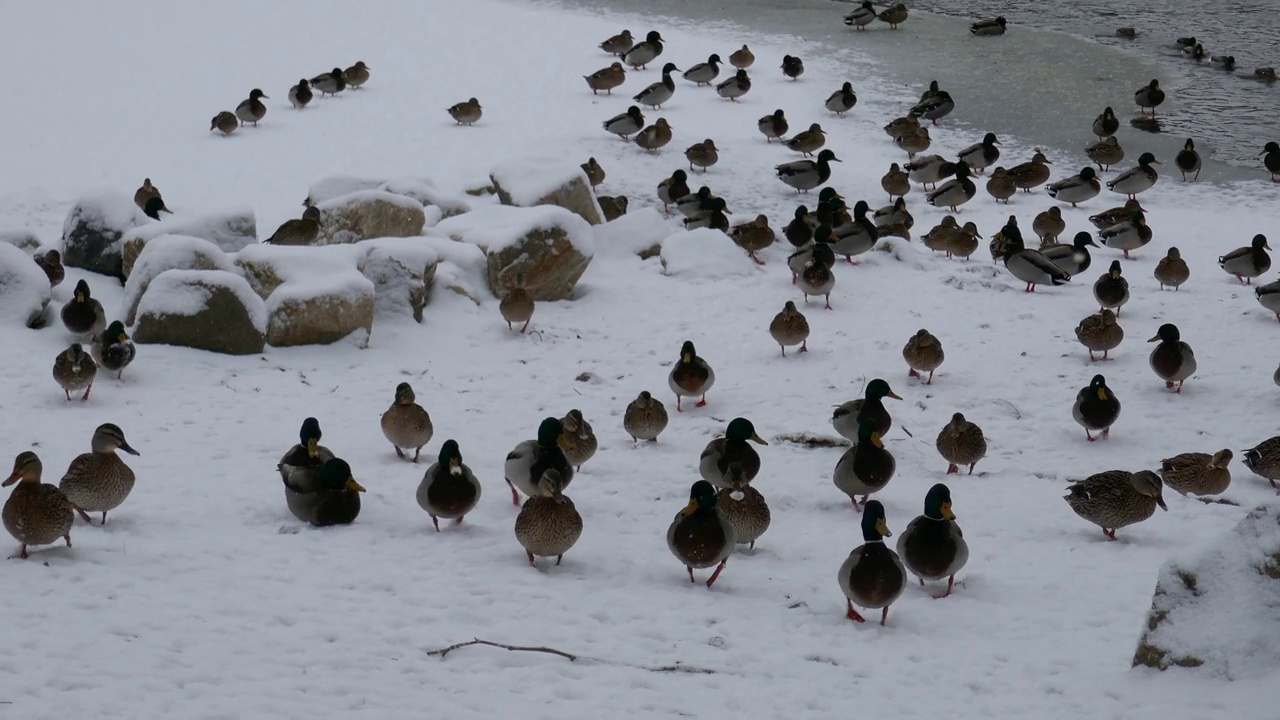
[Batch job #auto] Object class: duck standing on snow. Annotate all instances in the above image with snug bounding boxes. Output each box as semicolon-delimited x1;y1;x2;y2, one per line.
833;419;897;511
685;139;719;172
777;149;841;193
1160;449;1232;497
717;463;771;550
623;30;665;70
581;157;605;188
832;378;902;442
878;3;909;29
668;480;736;587
936;413;986;475
1075;309;1123;361
1134;79;1165;115
985;167;1016;203
837;500;906;625
1047;167;1101;207
380;382;433;462
657;169;690;212
881;163;910;201
729;44;755;69
669;340;715;411
266;206;322;245
683;197;729;231
874;197;914;237
826;82;857;115
1093;260;1130;316
1086;136;1125;171
1262;141;1280;181
926;161;976;212
343;61;370;89
1043;231;1097;276
785;123;827;156
957;132;1000;174
289;458;365;527
559;409;597;472
682;54;721;85
1033;206;1066;244
1107;152;1162;200
3;452;75;560
798;242;836;309
784;206;814;248
61;279;106;336
1254;278;1280;321
1148;323;1196;392
235;89;268;126
970;16;1007;36
53;343;97;401
133;179;171;215
715;69;752;101
898;483;969;597
289;78;313;108
903;328;945;384
1001;222;1071;292
92;321;135;380
781;55;804;80
210;111;238;135
769;300;810;355
416;439;481;531
699;417;768;489
1073;374;1120;441
758;109;789;142
514;469;583;567
1243;437;1280;488
599;29;634;56
1008;151;1053;192
584;62;626;95
1089;199;1143;231
1092;106;1119;139
311;69;346;96
909;89;955;126
884;114;920;140
34;248;64;287
447;98;483;126
1099;211;1152;259
635;118;673;152
1154;247;1190;290
730;214;773;263
1219;234;1271;284
633;63;680;109
1065;470;1166;540
1175;139;1202;181
504;417;573;507
844;1;877;29
623;391;669;443
895;126;931;158
499;278;534;332
59;423;141;525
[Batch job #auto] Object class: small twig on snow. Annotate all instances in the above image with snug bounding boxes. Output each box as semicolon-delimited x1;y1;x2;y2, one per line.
424;638;721;675
426;638;578;661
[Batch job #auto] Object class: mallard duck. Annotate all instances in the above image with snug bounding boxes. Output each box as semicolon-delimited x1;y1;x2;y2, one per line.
777;149;840;193
1254;278;1280;321
53;343;97;401
826;82;857;115
278;417;333;487
895;125;932;159
635;118;673;152
584;63;626;95
1173;138;1202;181
903;329;944;384
657;169;690;212
289;78;313;108
1160;450;1231;497
265;206;321;245
971;16;1006;35
311;69;346;95
447;98;483;126
1154;247;1190;290
1116;27;1137;38
1067;470;1168;541
624;391;669;443
1008;151;1053;192
949;221;983;260
758;109;789;143
838;500;906;624
3;452;74;560
715;69;751;101
677;186;721;220
685;139;718;172
1262;142;1280;182
770;300;810;355
235;89;267;126
682;54;722;85
61;279;106;336
874;197;913;231
1001;223;1070;292
903;155;954;190
1184;43;1206;60
286;458;365;527
1148;323;1196;392
93;321;135;380
58;423;140;525
1047;167;1101;208
784;123;826;156
784;206;814;248
1073;374;1120;441
210;111;238;135
985;167;1016;203
633;63;680;109
957;133;1000;175
1243;437;1280;488
788;225;834;281
599;29;634;56
884;114;920;140
881;163;910;202
798;243;836;309
781;54;805;81
1043;231;1097;276
668;480;736;587
1033;206;1067;244
834;419;896;511
514;469;582;567
909;90;954;126
729;44;755;69
832;378;901;441
560;409;597;471
33;248;64;287
499;279;534;333
1089;199;1143;231
936;413;986;475
814;188;851;226
730;214;773;263
1219;234;1272;284
380;382;433;462
1174;36;1197;49
1134;79;1165;115
604;106;646;140
598;195;628;222
987;216;1015;262
133;178;170;214
1099;211;1152;259
415;440;480;531
139;196;167;221
717;462;771;550
699;417;767;488
1092;107;1119;139
1256;67;1278;82
898;483;969;598
1085;136;1125;171
1075;309;1123;361
669;340;715;411
682;197;729;231
1107;152;1161;199
623;30;665;70
922;216;959;255
878;3;909;29
926;161;976;212
343;61;370;89
1093;260;1129;316
844;0;877;29
504;417;573;506
581;157;605;189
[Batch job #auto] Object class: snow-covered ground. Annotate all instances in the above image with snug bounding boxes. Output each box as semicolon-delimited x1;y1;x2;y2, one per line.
2;1;1278;717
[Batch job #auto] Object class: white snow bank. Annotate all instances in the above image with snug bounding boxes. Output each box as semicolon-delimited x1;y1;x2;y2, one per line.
358;237;441;320
380;178;471;218
433;204;595;257
120;234;237;324
61;189;150;251
315;189;427;215
593;206;671;258
0;229;41;252
136;269;267;332
265;272;375;311
235;242;366;297
490;156;594;207
414;235;490;304
120;207;259;253
660;228;762;280
305;177;384;206
0;242;52;326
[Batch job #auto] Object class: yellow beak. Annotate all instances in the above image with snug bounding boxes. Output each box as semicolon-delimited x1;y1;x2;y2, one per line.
682;498;699;516
1147;334;1160;342
941;502;956;520
871;432;885;449
75;293;85;303
345;477;366;493
875;517;892;537
306;438;318;457
681;353;693;363
750;432;769;446
449;457;462;475
1097;388;1107;401
887;390;903;400
118;333;129;342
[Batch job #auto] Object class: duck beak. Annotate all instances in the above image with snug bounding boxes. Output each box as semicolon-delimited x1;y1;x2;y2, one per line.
346;477;367;493
887;390;903;400
307;438;318;457
682;498;699;516
941;502;956;520
750;432;769;446
1267;243;1275;251
119;441;140;456
1152;159;1163;165
449;457;462;476
1147;334;1160;342
875;517;892;537
75;293;85;303
1097;388;1107;401
871;432;884;449
117;332;129;342
1;471;19;487
681;352;693;364
1156;495;1168;511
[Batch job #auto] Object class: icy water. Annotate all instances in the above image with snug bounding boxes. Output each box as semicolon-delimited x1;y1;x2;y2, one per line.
552;0;1278;183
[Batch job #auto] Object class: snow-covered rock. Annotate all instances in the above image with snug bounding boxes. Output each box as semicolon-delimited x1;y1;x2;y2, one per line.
434;205;594;301
1132;503;1280;679
358;237;439;322
235;243;366;299
60;190;153;280
0;242;53;328
120;235;237;325
133;269;267;355
266;273;375;347
0;229;42;252
304;176;471;220
593;206;670;259
490;156;604;225
120;208;258;278
315;190;426;245
417;236;489;305
660;228;763;281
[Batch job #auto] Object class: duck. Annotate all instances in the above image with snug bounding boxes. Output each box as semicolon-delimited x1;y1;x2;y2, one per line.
1098;211;1152;259
1254;278;1280;321
884;115;921;140
783;206;814;247
970;15;1007;35
682;197;729;231
289;78;313;108
277;417;334;487
133;178;170;215
826;82;857;116
1001;223;1071;292
310;69;346;95
60;279;106;336
936;413;986;475
668;480;736;587
287;458;365;527
559;409;597;471
265;206;322;245
1160;449;1232;497
729;44;755;69
957;132;1000;174
1134;79;1165;115
1073;374;1120;441
903;328;944;384
633;63;680;109
1174;36;1197;49
895;125;932;158
514;469;583;567
657;169;691;213
58;423;140;525
1219;234;1272;284
504;417;573;506
898;483;969;598
814;188;851;226
834;419;897;511
798;243;837;309
1075;309;1123;361
1107;152;1162;199
1089;199;1143;230
447;98;483;126
781;55;805;80
984;166;1016;203
380;382;433;462
623;30;665;70
584;62;626;95
730;214;773;263
988;216;1016;262
832;378;902;442
1174;138;1202;181
33;248;64;287
235;89;267;126
1042;231;1097;276
53;343;97;401
788;224;834;281
599;29;634;56
416;440;480;531
948;221;983;260
909;90;955;126
921;216;961;255
838;500;907;624
926;161;976;212
1032;206;1067;244
581;157;605;189
1065;470;1166;539
715;69;752;101
1008;151;1053;192
769;300;810;355
877;3;909;29
1148;323;1196;392
343;61;370;89
683;54;722;85
669;340;715;411
624;391;669;443
845;1;877;30
93;321;135;380
634;118;673;152
1184;43;1206;60
777;149;841;194
1085;136;1125;171
210;111;238;135
685;139;719;172
1256;67;1278;82
1047;167;1101;207
1243;437;1280;488
3;452;75;560
499;278;534;332
598;195;628;222
758;109;789;143
874;197;914;233
881;163;910;201
1093;107;1120;139
677;186;721;219
784;123;826;156
1093;260;1130;316
1262;141;1280;181
1154;247;1190;290
699;418;768;488
715;463;771;550
1117;27;1137;39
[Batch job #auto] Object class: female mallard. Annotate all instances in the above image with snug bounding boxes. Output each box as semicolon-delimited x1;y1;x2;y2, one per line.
799;242;836;309
784;206;813;248
784;123;826;156
34;248;64;287
682;198;729;231
634;118;673;152
210;111;238;135
1090;199;1143;231
895;125;932;159
777;149;840;194
834;419;896;510
1033;207;1066;244
1093;260;1130;316
832;378;902;441
878;3;909;29
699;417;768;488
447;98;483;126
1064;469;1166;539
715;69;752;101
4;452;74;560
515;469;583;567
909;90;954;126
936;413;986;474
1219;234;1271;284
1255;278;1280;321
669;340;715;411
1047;166;1101;208
946;221;982;260
970;16;1007;36
838;500;907;624
599;29;634;56
416;440;481;531
235;89;268;126
898;483;969;597
903;328;944;384
881;163;910;201
1098;211;1152;259
884;114;920;140
1073;374;1120;441
986;166;1016;203
599;195;628;222
1086;136;1124;171
1175;139;1201;181
93;321;135;380
845;0;876;29
682;54;722;85
781;54;804;81
499;279;534;333
289;78;313;108
923;216;959;255
133;178;170;214
1107;152;1162;199
265;207;322;245
288;458;365;527
603;106;645;139
926;161;976;212
1001;223;1071;292
560;409;597;471
1243;437;1280;488
826;82;857;115
311;69;346;95
874;197;913;233
1092;106;1119;139
1262;141;1280;181
584;63;626;95
1148;323;1196;392
61;279;106;336
58;423;140;525
1043;231;1097;276
1008;151;1053;192
1134;79;1165;115
53;343;97;401
958;132;1000;174
624;391;669;443
1160;449;1232;497
657;169;690;212
1155;247;1190;290
717;462;771;549
380;382;433;462
1075;309;1123;361
668;480;736;587
343;61;370;89
633;62;680;109
729;44;755;69
758;109;789;143
685;139;719;172
623;30;665;70
504;417;573;506
770;300;810;354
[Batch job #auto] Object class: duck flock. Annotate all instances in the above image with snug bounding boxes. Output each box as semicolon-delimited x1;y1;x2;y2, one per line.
7;6;1280;629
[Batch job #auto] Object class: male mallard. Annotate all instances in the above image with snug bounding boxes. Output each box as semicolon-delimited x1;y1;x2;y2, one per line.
909;90;954;126
603;105;643;139
838;500;906;624
898;483;968;597
903;329;944;384
834;419;896;510
1064;470;1166;539
289;78;313;108
1008;151;1053;192
1160;449;1232;497
729;44;755;69
1092;106;1119;139
416;440;481;531
826;82;857;115
788;224;833;281
1098;211;1152;259
1089;199;1143;231
970;16;1006;36
635;118;673;152
682;197;729;232
1256;67;1278;82
133;178;170;215
936;413;986;474
1148;323;1196;392
1075;309;1123;361
53;343;97;401
1175;139;1201;181
3;452;74;560
781;55;804;81
770;300;810;355
210;111;238;135
1219;234;1271;284
1047;167;1101;208
235;88;268;126
633;62;680;109
784;123;826;156
1134;79;1165;115
957;132;1000;174
447;98;483;126
1107;152;1162;200
677;186;722;220
895;126;931;158
699;417;767;488
717;463;771;550
926;161;976;212
777;149;841;194
881;163;910;201
59;423;140;525
504;417;573;506
985;166;1016;203
599;29;634;56
784;206;814;248
1262;141;1280;182
61;280;106;336
668;480;736;587
623;391;669;443
1154;247;1190;290
730;214;773;263
34;248;64;287
1254;278;1280;321
380;382;434;462
1073;374;1120;441
884;114;920;140
623;30;665;70
905;155;955;189
1183;43;1206;60
278;417;334;488
1042;231;1097;275
343;61;370;89
311;68;346;95
288;458;365;526
758;109;788;143
584;62;626;95
715;69;752;101
1243;437;1280;488
798;242;836;309
598;195;628;222
832;378;902;441
682;54;722;85
1093;260;1129;316
515;469;583;567
669;340;714;411
499;275;534;332
657;169;690;212
685;139;719;172
93;321;135;380
878;3;909;29
1001;223;1070;292
560;409;597;471
265;206;322;245
845;1;877;29
1086;136;1125;171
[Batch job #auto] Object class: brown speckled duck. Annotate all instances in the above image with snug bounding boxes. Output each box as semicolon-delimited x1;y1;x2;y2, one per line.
584;62;626;95
902;328;944;384
58;423;140;525
635;118;673;152
266;207;322;245
4;452;75;560
515;469;583;567
33;248;64;287
448;98;483;126
685;139;719;172
559;409;597;471
133;179;171;215
210;111;238;135
1075;309;1123;361
53;343;97;401
716;463;771;550
623;391;668;443
936;413;986;475
1154;247;1190;290
1160;449;1231;496
380;382;434;461
730;214;773;263
499;277;534;333
769;300;810;356
343;61;370;89
1008;151;1053;192
1065;469;1166;539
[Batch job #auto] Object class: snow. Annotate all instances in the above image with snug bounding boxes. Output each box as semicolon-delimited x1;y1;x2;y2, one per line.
0;0;1278;718
490;156;597;206
661;227;763;279
235;242;366;295
60;189;149;247
120;234;237;323
0;241;51;326
434;203;596;256
264;269;376;310
0;228;42;252
315;188;427;216
592;206;670;258
137;269;268;331
120;207;259;253
380;178;473;218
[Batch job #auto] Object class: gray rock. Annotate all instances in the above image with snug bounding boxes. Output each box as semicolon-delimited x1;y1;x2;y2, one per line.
0;229;42;252
133;269;267;355
120;208;257;278
120;235;236;325
315;190;426;245
266;274;375;347
358;237;439;322
490;157;604;225
61;191;152;281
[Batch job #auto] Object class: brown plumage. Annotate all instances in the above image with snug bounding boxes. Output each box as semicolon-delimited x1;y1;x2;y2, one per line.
985;167;1016;203
729;44;755;69
623;391;669;443
380;382;434;462
584;62;626;95
33;248;64;287
635;118;673;152
266;207;322;245
1154;247;1190;290
1160;450;1232;496
58;423;140;525
581;157;606;188
685;139;719;172
598;195;628;221
731;214;774;263
559;409;598;471
903;329;944;383
134;178;170;215
343;61;370;89
936;413;986;474
3;452;74;560
769;300;810;355
1074;309;1123;361
448;98;483;125
881;163;911;201
210;111;238;135
499;280;535;332
1007;151;1052;191
1033;206;1066;244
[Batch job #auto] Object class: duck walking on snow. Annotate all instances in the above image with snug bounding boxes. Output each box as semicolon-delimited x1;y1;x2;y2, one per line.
1093;260;1130;316
715;69;752;101
1092;107;1119;139
833;420;896;511
1047;167;1101;207
1073;374;1120;442
785;123;827;156
3;452;75;560
936;413;986;475
770;300;810;355
599;30;634;56
1075;309;1123;361
669;340;715;411
1008;151;1053;192
909;90;955;126
1107;152;1162;200
235;89;268;126
504;417;573;507
93;321;135;380
1160;449;1232;496
1001;222;1070;292
1155;247;1190;290
777;149;841;193
1099;211;1152;259
633;63;680;109
417;440;481;531
447;98;483;126
902;328;944;384
878;3;910;29
61;279;106;336
1148;323;1196;392
758;109;789;142
1065;470;1166;540
1086;136;1125;171
838;500;907;624
798;243;836;309
1175;139;1202;181
682;54;721;85
53;343;96;401
926;161;976;211
311;69;346;96
699;417;768;489
781;55;804;80
514;469;582;567
1262;141;1280;182
1219;234;1271;284
898;483;969;597
58;423;140;525
623;391;668;443
832;378;901;442
584;63;626;95
635;118;673;152
668;480;736;587
289;79;313;108
601;104;643;138
380;382;433;462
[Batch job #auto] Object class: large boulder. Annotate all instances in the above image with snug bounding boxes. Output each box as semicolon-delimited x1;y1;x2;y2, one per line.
120;235;236;325
0;229;41;252
61;190;152;280
314;190;426;245
233;244;375;346
133;269;267;355
0;242;52;328
490;157;603;226
357;237;439;322
120;208;257;278
234;243;365;298
660;228;763;282
434;205;594;301
1132;503;1280;679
